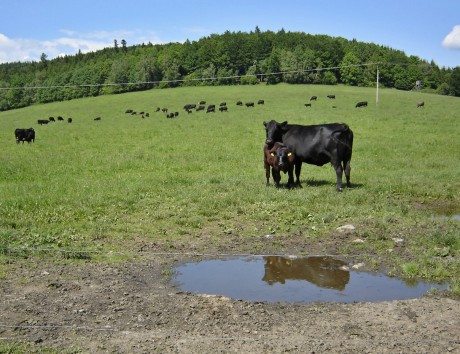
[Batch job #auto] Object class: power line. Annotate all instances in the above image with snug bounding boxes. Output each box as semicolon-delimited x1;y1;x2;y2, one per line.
0;63;384;91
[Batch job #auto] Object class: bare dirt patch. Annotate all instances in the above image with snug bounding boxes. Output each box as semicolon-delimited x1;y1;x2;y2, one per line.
1;244;459;353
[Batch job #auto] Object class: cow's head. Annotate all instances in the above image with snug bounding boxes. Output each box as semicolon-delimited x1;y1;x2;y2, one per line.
263;120;288;146
275;145;293;171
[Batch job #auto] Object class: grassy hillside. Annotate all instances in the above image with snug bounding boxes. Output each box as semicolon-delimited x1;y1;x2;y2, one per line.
1;84;459;289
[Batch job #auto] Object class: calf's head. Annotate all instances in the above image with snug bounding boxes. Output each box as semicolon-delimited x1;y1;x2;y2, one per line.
275;146;293;171
263;120;288;146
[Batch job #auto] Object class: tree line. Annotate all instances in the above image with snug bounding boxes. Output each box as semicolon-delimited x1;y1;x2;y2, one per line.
1;27;459;111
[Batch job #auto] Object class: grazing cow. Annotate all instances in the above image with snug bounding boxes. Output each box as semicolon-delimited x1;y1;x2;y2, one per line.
174;112;179;117
67;118;72;123
49;117;55;122
184;104;196;110
245;102;255;107
57;116;64;121
145;113;150;117
196;105;205;112
125;109;133;113
258;99;265;105
355;101;368;108
327;95;336;99
166;113;175;118
310;96;317;101
304;103;312;108
162;108;168;113
219;102;227;107
15;128;35;144
264;142;295;188
236;101;243;106
199;100;206;105
155;107;160;112
207;104;216;113
417;101;425;108
37;119;49;125
94;117;101;121
263;120;353;191
219;106;228;112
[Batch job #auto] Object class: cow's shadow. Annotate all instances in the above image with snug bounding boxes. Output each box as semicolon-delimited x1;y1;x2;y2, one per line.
299;179;364;189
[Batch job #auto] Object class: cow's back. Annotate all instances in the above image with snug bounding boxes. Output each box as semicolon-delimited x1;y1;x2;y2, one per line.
282;123;352;166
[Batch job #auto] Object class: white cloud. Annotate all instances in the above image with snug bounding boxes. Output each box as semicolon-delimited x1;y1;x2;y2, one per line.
0;30;165;64
442;25;460;49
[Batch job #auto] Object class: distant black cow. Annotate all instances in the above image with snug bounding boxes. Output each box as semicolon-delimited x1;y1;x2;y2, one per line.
264;142;295;188
219;102;227;107
355;101;368;108
162;108;168;113
310;96;317;101
327;95;335;99
199;100;206;105
155;107;160;112
94;117;101;121
258;100;265;105
125;109;133;113
57;116;64;121
417;101;425;108
263;120;353;191
219;106;228;112
37;119;49;125
236;101;243;106
207;105;215;113
245;102;254;107
304;103;312;108
67;118;73;123
49;117;55;122
196;105;205;112
15;128;35;144
166;112;175;118
184;104;196;110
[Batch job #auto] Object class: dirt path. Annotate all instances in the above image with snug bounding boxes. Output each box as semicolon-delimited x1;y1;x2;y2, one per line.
1;255;459;353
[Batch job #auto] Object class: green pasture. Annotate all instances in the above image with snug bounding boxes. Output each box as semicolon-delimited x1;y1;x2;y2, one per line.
0;84;459;291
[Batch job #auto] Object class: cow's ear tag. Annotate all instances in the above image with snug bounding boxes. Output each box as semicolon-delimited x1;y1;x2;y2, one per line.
288;152;292;156
270;153;275;156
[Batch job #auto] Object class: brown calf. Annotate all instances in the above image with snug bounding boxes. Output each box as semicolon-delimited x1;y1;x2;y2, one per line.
264;142;296;188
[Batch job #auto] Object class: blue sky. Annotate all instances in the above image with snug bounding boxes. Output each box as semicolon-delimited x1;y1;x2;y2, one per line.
0;0;459;68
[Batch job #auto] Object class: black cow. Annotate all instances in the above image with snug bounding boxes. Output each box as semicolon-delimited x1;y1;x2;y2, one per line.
236;101;243;106
37;119;49;125
219;106;228;112
219;102;226;107
94;117;101;121
327;95;336;99
355;101;368;108
245;102;254;107
207;105;215;113
15;128;35;144
263;120;353;191
304;103;312;108
310;96;317;101
258;99;265;105
67;118;73;123
417;101;424;108
49;117;55;122
264;142;295;188
57;116;64;121
196;105;205;112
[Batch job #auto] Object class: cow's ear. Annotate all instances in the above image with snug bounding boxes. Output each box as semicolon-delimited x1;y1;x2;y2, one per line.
280;121;288;130
263;121;267;127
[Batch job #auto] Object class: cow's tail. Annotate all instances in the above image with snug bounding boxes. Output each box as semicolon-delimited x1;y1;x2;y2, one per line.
331;124;353;151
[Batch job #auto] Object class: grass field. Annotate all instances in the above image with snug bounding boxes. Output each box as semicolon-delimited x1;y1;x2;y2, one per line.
1;83;459;292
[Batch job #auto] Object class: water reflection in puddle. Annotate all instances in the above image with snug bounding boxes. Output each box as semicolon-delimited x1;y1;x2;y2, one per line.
173;256;447;303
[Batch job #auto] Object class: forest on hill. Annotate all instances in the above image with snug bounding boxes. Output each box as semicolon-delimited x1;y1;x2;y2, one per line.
1;28;459;111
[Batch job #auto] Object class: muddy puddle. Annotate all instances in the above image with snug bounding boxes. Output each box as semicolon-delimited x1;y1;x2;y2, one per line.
172;256;447;303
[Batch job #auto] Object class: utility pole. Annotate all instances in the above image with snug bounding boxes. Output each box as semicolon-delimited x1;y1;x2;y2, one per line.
376;65;379;105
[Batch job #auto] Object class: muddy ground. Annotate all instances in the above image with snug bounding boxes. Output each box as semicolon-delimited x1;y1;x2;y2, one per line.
1;233;459;353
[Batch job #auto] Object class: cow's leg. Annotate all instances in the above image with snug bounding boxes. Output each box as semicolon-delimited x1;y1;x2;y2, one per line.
334;162;343;191
294;162;302;187
286;167;294;189
272;169;281;188
264;162;271;186
344;160;351;188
